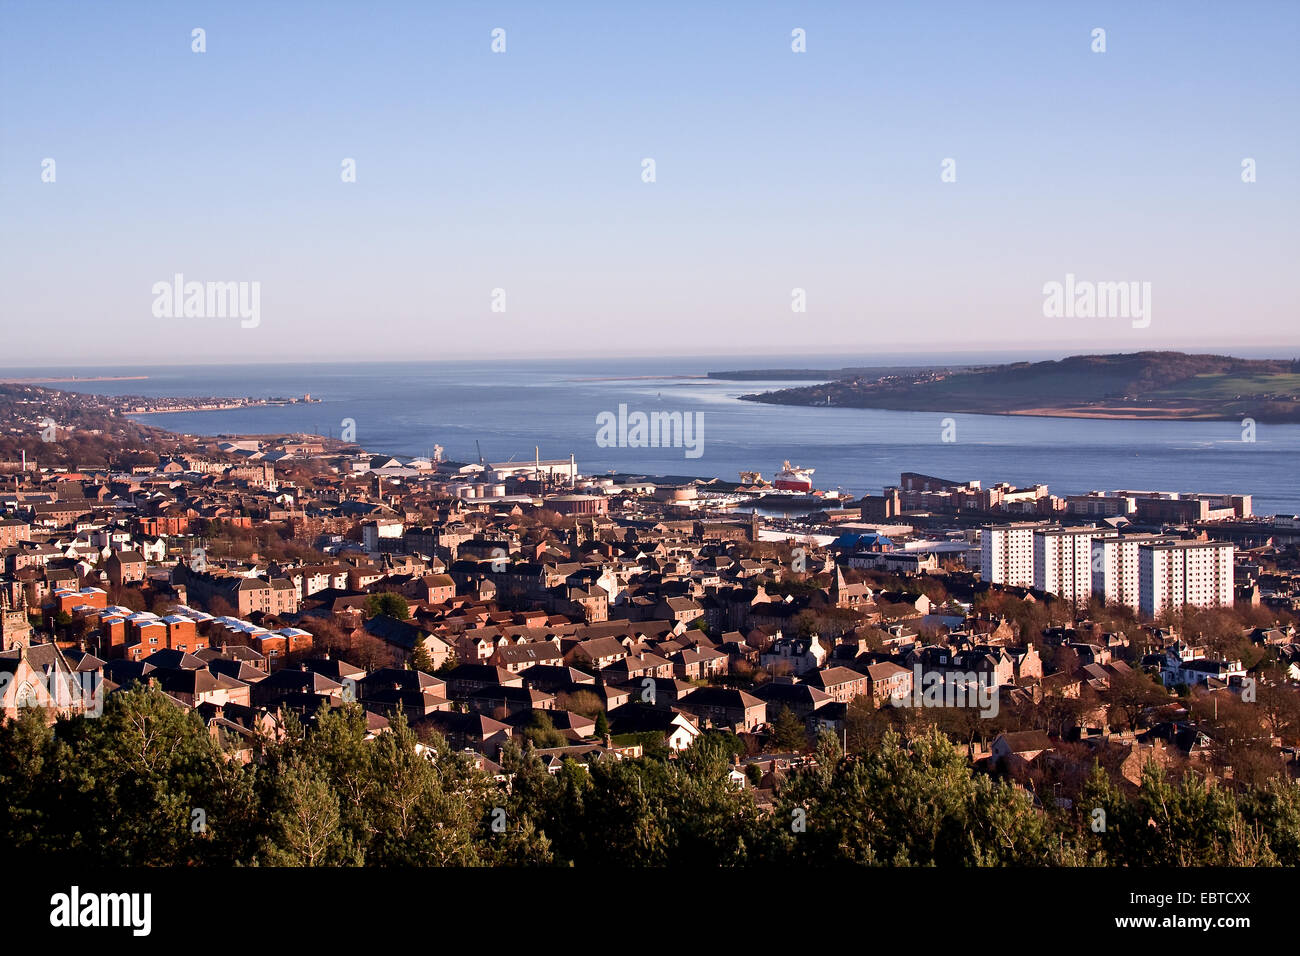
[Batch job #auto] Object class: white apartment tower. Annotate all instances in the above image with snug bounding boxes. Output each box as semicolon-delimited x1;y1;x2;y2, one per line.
1091;534;1176;611
1033;526;1115;604
980;523;1046;589
1138;540;1235;619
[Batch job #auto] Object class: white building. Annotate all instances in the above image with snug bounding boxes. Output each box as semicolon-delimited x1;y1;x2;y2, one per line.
980;523;1047;589
361;518;404;553
489;455;578;485
1138;540;1235;619
1091;534;1177;611
1158;643;1247;688
1034;526;1114;604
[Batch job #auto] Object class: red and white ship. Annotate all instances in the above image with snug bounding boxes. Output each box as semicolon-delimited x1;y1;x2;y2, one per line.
773;460;815;492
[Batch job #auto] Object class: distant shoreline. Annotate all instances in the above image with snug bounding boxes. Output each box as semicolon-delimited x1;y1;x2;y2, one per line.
564;375;709;382
0;375;149;384
130;403;260;415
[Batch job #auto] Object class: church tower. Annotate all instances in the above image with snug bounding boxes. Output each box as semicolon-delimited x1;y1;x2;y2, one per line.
1;590;33;651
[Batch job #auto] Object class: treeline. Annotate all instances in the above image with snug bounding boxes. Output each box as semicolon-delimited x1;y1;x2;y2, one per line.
0;383;179;470
190;518;327;564
1;684;1297;867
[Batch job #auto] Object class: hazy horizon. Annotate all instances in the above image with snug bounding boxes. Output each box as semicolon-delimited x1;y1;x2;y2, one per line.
3;341;1300;374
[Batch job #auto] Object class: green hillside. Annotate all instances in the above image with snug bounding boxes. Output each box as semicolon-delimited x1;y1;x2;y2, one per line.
739;352;1300;421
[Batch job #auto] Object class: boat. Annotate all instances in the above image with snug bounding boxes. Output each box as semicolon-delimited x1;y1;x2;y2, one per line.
774;460;815;492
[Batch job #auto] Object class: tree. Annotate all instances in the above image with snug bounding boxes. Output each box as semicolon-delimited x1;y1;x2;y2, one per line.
350;633;395;671
1039;690;1088;738
435;650;459;676
1239;775;1300;866
1082;760;1276;866
844;695;895;753
300;703;380;843
524;711;567;750
365;592;410;620
0;707;60;857
52;683;257;866
1107;668;1169;732
365;715;486;866
1189;691;1285;789
409;642;435;674
594;709;610;738
264;756;357;866
557;689;604;719
763;729;1077;866
769;706;808;752
205;594;236;618
307;617;352;656
1257;680;1300;745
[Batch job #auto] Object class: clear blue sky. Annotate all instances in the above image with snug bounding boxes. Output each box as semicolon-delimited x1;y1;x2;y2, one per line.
1;0;1297;365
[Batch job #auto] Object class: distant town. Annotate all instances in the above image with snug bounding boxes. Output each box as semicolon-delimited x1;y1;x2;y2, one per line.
2;380;1298;867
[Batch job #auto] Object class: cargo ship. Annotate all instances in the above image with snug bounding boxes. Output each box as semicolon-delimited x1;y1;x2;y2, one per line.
773;460;815;492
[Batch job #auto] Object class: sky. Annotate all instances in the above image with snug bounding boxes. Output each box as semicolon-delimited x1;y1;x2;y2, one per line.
1;0;1297;365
